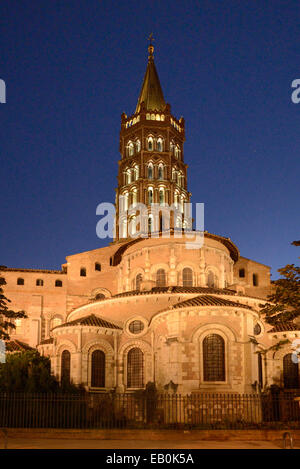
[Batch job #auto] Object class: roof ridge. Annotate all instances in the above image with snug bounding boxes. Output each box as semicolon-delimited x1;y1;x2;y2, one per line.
53;313;122;330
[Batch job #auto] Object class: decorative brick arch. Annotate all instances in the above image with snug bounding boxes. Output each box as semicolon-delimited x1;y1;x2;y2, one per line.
82;338;114;356
56;339;77;356
130;268;145;290
90;287;112;299
149;263;170;275
205;265;220;288
192;322;237;344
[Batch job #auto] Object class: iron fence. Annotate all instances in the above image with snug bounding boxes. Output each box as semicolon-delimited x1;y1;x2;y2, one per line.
0;391;300;429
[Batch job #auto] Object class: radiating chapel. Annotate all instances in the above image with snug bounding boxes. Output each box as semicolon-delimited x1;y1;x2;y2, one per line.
2;42;298;394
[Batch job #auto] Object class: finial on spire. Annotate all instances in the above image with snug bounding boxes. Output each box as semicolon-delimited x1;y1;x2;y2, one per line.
148;33;154;61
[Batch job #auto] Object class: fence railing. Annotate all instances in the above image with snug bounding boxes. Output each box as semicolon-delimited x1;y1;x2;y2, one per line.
0;391;300;429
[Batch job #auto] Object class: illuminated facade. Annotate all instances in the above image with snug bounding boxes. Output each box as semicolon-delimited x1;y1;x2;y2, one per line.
2;43;297;394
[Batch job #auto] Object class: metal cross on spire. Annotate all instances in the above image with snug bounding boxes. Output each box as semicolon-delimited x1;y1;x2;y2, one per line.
148;33;154;45
148;33;155;60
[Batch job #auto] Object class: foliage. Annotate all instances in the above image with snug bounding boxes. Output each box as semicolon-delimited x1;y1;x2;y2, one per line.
260;242;300;325
0;276;27;340
0;350;85;393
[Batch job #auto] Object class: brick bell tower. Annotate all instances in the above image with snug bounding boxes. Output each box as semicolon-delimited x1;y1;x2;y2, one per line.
114;38;190;242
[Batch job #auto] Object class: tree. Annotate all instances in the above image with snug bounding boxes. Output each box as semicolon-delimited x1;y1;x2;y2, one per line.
0;350;85;393
260;242;300;325
0;350;58;392
0;275;26;340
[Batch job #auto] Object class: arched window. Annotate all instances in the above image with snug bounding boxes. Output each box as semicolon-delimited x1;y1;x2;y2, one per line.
95;262;101;271
156;269;166;287
159;188;164;205
148;188;153;205
148;215;153;233
55;280;63;287
121;219;127;238
157;138;163;152
17;278;24;285
283;354;299;389
136;273;142;291
127;348;144;388
147;137;153;151
203;334;225;381
36;279;44;286
174;191;179;207
80;268;86;277
182;267;193;287
253;274;259;286
148;164;153;179
61;350;71;384
239;268;245;278
128;141;134;156
91;350;105;387
132;189;137;207
131;168;135;182
176;215;182;228
122;192;129;210
136;140;141;153
207;271;218;288
134;164;139;180
158;165;164;180
95;293;105;300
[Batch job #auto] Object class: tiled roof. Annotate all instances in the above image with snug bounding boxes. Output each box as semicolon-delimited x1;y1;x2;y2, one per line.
171;295;252;310
6;340;35;352
268;322;300;333
113;286;236;298
53;314;121;330
0;266;65;274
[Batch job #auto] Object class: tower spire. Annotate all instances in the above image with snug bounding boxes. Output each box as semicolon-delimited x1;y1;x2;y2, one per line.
135;36;166;113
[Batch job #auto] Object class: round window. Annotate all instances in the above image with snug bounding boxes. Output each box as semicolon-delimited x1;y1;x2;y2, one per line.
254;323;261;335
129;320;144;334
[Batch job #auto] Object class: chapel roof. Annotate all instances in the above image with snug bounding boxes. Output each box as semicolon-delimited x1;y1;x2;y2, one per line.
5;339;35;352
170;294;252;310
268;322;300;333
113;286;236;298
52;314;121;330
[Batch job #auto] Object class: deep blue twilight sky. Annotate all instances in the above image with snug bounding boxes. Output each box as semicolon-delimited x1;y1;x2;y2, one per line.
0;0;299;279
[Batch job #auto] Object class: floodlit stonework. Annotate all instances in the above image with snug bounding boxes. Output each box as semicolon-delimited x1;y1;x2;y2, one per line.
1;43;297;394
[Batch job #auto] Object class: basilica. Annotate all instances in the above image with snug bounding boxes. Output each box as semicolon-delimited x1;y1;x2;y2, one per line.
1;43;298;394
